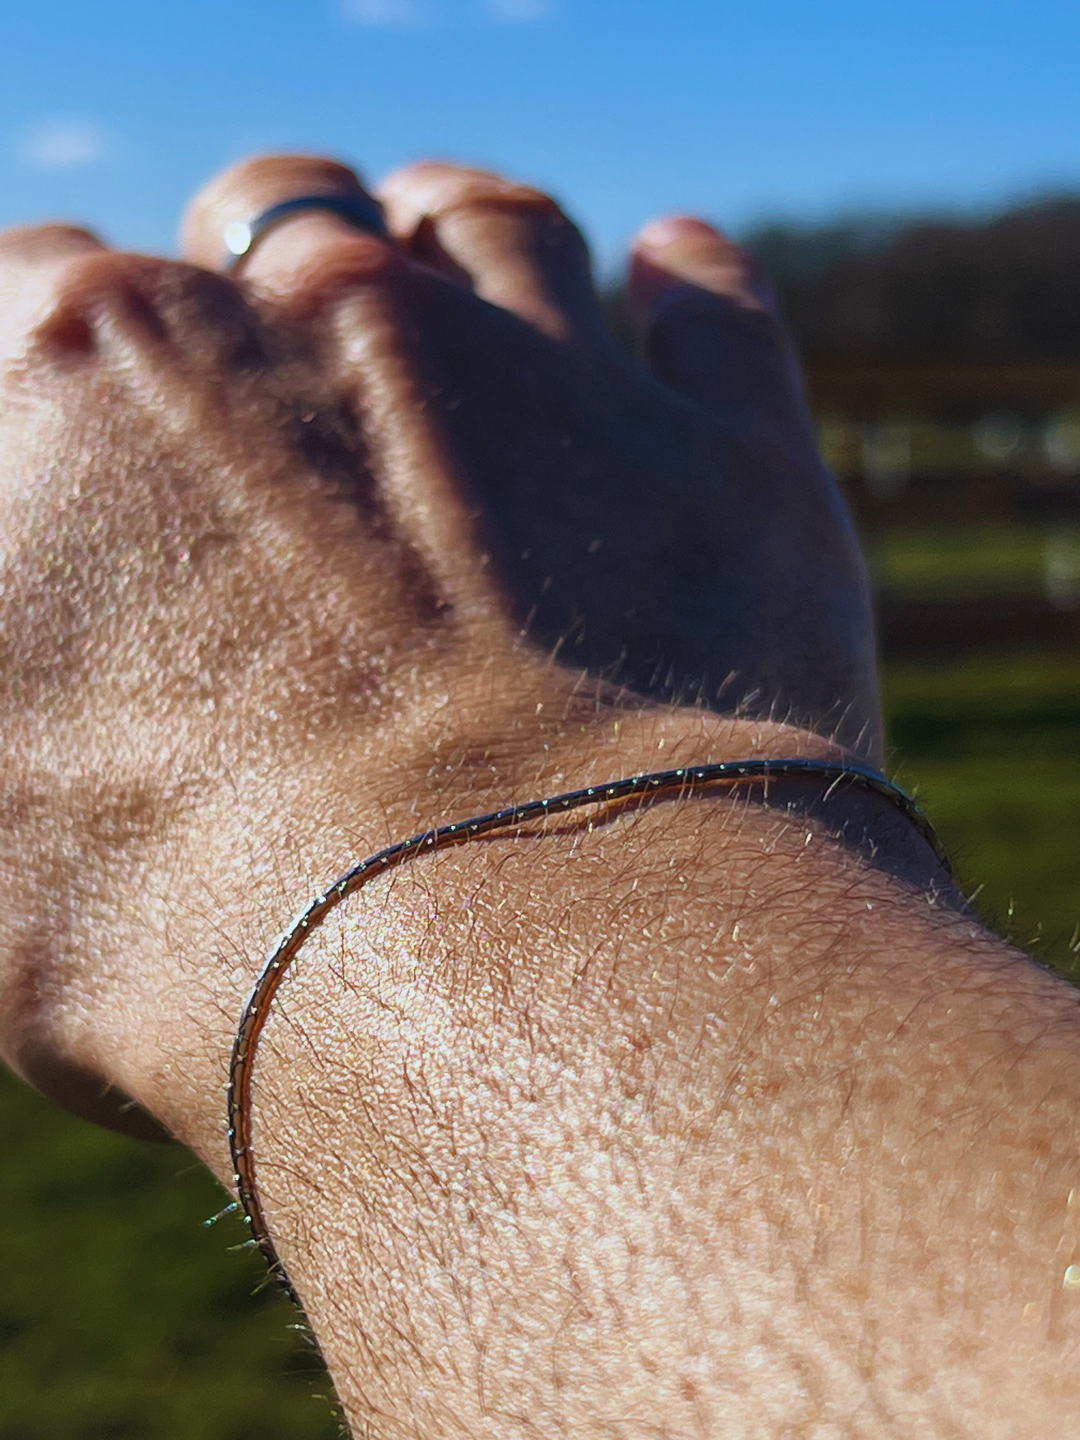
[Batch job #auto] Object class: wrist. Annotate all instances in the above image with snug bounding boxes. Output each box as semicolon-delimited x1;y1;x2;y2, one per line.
0;658;906;1170
125;692;852;1158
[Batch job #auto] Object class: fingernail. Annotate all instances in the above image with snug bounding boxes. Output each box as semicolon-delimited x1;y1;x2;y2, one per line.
636;216;728;252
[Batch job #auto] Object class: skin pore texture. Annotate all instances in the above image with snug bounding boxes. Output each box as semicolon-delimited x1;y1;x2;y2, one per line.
1;153;1078;1438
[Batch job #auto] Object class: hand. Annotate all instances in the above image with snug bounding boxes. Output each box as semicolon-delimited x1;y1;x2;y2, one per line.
187;156;881;753
0;153;876;1151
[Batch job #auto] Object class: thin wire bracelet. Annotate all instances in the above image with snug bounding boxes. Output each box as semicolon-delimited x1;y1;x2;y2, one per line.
227;757;950;1304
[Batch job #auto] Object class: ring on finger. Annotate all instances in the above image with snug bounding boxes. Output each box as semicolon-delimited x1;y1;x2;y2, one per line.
223;193;389;273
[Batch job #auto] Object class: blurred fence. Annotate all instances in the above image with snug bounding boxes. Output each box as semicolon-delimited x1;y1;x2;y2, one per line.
807;360;1080;653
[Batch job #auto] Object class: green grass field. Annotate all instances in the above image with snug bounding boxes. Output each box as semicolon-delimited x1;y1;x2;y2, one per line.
884;651;1080;979
2;527;1078;1440
0;1081;343;1440
869;522;1069;596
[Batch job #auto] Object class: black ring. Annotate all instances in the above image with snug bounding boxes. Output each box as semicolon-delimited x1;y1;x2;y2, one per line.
223;193;389;271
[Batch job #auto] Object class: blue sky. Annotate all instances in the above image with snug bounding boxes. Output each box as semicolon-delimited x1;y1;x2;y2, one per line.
1;0;1078;274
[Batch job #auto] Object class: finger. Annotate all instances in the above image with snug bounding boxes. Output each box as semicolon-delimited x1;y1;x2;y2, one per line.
0;224;109;354
180;154;400;316
182;155;511;628
0;224;267;379
0;222;106;266
379;161;609;348
629;216;815;452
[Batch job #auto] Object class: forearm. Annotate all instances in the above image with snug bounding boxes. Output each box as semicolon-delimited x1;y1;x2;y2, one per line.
258;804;1080;1437
87;699;1076;1439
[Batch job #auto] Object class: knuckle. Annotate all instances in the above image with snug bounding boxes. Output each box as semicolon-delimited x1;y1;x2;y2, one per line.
29;251;167;356
649;285;783;344
31;253;265;365
38;249;169;314
254;230;402;316
220;153;365;200
393;162;570;226
0;223;104;260
456;181;568;226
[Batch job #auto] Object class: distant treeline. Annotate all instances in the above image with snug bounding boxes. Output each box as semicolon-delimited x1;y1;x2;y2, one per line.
745;198;1080;363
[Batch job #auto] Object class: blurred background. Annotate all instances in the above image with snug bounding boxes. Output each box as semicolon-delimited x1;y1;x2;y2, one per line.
1;1;1078;1435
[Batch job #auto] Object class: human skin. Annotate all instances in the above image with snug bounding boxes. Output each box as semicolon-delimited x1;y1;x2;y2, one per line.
1;154;1079;1437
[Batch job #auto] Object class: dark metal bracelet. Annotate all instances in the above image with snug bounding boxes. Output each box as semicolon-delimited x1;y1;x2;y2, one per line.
227;757;949;1305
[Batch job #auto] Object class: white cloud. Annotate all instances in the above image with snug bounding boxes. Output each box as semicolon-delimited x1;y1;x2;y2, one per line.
16;119;106;170
341;0;433;26
484;0;556;20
